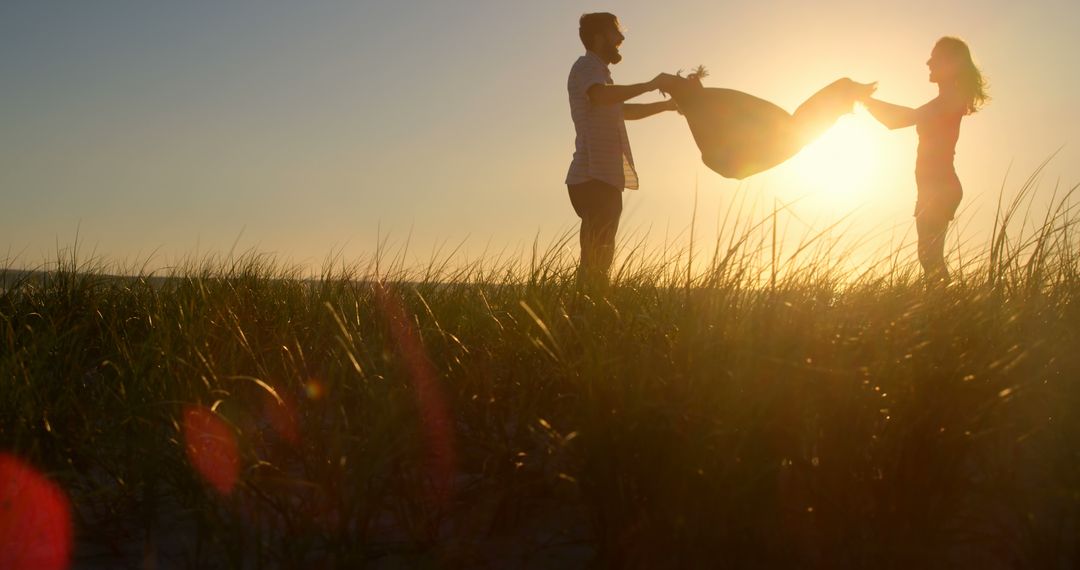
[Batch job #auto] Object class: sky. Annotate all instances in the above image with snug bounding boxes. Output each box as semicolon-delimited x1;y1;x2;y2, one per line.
2;0;1078;274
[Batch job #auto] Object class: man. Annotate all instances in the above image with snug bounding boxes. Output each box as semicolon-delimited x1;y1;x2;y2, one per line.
566;12;679;288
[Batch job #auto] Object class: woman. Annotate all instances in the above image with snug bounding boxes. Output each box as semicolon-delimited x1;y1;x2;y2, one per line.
862;37;989;283
665;69;877;180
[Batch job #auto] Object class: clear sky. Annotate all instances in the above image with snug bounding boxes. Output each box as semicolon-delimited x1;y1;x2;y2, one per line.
3;1;1078;273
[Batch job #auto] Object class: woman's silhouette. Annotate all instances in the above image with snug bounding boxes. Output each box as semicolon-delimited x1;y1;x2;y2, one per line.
862;37;989;283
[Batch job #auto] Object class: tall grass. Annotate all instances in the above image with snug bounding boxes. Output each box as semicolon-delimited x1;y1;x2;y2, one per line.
2;168;1079;567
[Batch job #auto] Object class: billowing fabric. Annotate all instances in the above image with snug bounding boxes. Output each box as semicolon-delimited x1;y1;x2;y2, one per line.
565;52;639;190
667;77;866;179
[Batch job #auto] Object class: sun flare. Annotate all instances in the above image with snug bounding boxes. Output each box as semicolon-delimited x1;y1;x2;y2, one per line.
783;111;882;208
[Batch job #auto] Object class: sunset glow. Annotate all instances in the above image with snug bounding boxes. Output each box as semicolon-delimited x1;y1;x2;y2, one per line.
785;112;884;207
2;4;1080;566
1;2;1075;269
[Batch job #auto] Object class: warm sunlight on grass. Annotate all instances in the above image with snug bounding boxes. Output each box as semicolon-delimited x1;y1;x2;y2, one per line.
786;112;882;205
2;162;1077;567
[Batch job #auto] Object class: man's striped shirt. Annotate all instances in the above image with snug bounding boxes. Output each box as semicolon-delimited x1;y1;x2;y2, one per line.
565;52;639;190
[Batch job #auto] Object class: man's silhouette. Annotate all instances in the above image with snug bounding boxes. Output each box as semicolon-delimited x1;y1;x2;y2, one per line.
565;13;679;288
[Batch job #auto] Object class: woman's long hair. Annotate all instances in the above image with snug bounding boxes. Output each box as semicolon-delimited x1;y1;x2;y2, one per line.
935;37;989;114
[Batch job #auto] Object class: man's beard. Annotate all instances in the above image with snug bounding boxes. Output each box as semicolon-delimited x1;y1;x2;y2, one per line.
601;43;622;64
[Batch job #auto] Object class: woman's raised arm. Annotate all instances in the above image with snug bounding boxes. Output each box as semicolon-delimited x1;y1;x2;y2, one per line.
863;98;918;130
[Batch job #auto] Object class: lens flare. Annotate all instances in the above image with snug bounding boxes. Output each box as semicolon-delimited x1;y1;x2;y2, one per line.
182;406;240;495
785;112;881;206
374;285;457;506
262;391;299;445
304;378;325;401
0;453;72;570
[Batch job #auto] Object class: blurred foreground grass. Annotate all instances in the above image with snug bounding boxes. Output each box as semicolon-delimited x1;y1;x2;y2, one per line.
2;170;1080;568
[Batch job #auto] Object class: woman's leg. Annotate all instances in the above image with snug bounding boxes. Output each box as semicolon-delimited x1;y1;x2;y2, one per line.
916;212;951;284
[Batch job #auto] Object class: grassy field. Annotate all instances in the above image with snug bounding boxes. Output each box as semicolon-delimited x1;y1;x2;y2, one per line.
3;173;1080;568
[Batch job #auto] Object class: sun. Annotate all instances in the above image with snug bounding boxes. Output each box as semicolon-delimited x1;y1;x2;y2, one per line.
782;111;882;210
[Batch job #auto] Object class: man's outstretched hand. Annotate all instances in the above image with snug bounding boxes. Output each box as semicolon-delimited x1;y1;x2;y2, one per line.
649;73;683;95
660;98;681;114
623;96;681;121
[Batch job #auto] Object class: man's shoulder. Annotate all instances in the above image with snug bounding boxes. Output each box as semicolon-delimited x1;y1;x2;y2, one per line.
569;53;604;75
569;55;608;94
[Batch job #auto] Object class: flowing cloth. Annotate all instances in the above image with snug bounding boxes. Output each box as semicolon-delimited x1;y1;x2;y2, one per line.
667;77;868;179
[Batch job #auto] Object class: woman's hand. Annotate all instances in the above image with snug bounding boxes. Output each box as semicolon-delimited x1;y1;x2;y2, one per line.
850;79;878;103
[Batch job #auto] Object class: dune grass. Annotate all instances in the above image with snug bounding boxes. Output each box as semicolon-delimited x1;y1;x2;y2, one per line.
2;168;1080;568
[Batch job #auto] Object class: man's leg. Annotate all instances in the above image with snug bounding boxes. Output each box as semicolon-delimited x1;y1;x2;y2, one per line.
568;180;623;287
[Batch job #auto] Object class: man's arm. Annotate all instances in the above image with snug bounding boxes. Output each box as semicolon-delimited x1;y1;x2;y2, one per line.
623;99;678;121
587;73;680;106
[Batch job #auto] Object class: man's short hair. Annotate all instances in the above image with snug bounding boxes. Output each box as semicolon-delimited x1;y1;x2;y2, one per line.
578;13;620;50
